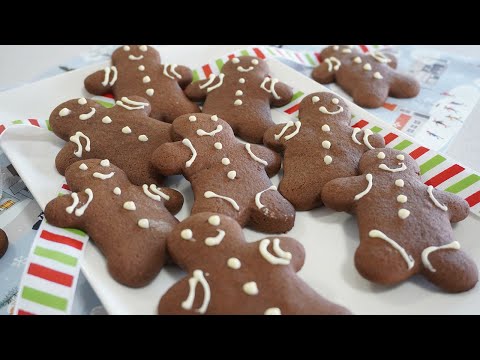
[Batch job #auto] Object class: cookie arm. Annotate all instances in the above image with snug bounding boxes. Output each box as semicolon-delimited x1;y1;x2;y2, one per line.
355;129;386;149
44;192;90;230
156;187;184;215
184;77;220;102
311;62;336;84
431;190;470;223
174;65;194;89
321;176;367;213
388;72;420;99
263;122;299;153
151;142;190;176
246;144;282;177
84;69;112;96
265;79;293;107
258;236;306;273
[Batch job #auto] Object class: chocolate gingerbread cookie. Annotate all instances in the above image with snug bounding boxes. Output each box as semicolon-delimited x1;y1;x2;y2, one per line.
185;56;293;143
85;45;199;122
322;148;477;292
264;92;385;210
50;96;172;186
45;159;183;287
158;212;351;315
152;113;295;233
312;45;420;108
0;229;8;259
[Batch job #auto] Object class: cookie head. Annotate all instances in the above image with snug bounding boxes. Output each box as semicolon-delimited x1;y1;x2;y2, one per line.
222;56;268;78
299;92;351;126
112;45;160;65
322;45;356;58
359;148;420;176
168;212;244;269
64;158;129;191
172;113;235;141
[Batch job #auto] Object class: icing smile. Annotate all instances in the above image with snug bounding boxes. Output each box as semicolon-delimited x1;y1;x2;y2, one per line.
378;163;407;173
237;66;254;72
128;55;144;61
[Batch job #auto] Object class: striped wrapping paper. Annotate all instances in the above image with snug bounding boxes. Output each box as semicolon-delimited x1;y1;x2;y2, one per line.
13;184;89;315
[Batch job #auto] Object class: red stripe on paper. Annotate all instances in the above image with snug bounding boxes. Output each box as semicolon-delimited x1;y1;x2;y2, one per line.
409;146;429;160
104;93;114;99
359;45;369;53
0;125;5;134
62;184;70;191
425;164;465;187
253;48;266;59
314;52;322;62
352;119;369;129
27;263;74;287
17;309;35;315
465;191;480;207
285;103;300;114
383;133;398;145
28;119;40;127
202;65;212;78
227;54;235;60
295;53;305;64
382;102;397;111
40;230;84;250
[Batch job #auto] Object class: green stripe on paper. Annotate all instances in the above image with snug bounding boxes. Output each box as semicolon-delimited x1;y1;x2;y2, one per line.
370;126;382;133
34;246;77;267
267;48;276;56
215;59;224;71
393;140;413;151
192;70;199;82
291;91;304;101
419;154;446;175
95;100;114;109
64;228;87;237
240;50;250;56
45;120;52;131
305;53;316;66
444;174;480;194
22;286;68;311
12;120;23;124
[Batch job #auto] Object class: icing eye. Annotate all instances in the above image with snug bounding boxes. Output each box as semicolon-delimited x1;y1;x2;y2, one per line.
312;96;320;103
123;45;130;51
396;154;405;161
377;152;386;159
331;98;339;105
189;116;197;122
251;59;259;65
139;45;148;52
181;229;193;240
232;58;240;64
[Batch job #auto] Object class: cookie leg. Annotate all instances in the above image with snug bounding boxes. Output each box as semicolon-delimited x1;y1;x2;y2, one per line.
351;85;389;109
354;236;415;286
248;188;295;233
278;174;323;211
422;248;478;293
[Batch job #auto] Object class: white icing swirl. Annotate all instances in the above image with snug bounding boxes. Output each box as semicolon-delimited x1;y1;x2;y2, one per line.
369;229;414;270
204;191;239;211
182;270;211;314
421;241;460;272
354;174;373;200
255;186;277;209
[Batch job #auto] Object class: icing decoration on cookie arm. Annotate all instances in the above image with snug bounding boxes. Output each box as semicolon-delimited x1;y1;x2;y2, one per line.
84;68;115;95
151;141;192;176
172;65;194;89
263;122;300;152
427;188;470;223
260;77;294;107
243;143;282;178
44;189;94;230
185;74;225;102
321;175;370;213
311;56;339;84
257;237;306;272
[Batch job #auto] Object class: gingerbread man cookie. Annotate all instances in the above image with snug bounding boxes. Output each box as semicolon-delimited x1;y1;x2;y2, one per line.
152;113;295;233
0;229;8;259
158;212;351;315
322;148;477;292
312;45;420;108
185;56;293;144
84;45;199;122
45;159;183;288
263;92;385;210
50;96;173;186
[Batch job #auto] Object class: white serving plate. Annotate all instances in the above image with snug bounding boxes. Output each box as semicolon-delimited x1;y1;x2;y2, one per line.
1;58;480;315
